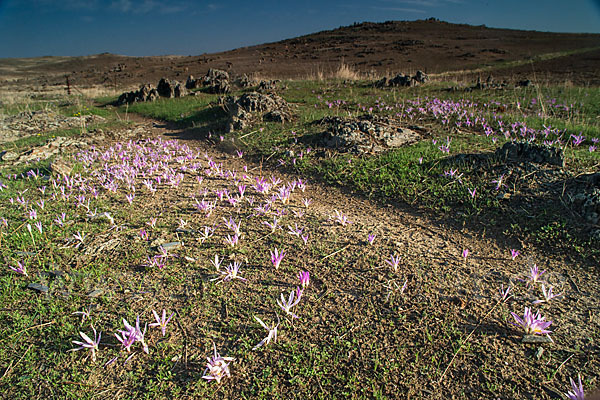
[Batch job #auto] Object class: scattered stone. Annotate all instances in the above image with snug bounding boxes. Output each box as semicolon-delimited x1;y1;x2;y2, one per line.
50;158;73;176
0;109;105;144
257;79;281;93
116;83;159;105
175;228;196;234
87;289;104;298
222;92;293;132
203;68;230;94
185;75;201;89
517;79;533;87
157;78;187;98
235;74;257;88
159;241;183;251
42;270;67;279
375;70;428;88
0;151;19;161
27;283;49;293
414;70;428;84
522;335;553;344
317;114;420;154
495;141;564;167
535;347;544;359
473;75;509;90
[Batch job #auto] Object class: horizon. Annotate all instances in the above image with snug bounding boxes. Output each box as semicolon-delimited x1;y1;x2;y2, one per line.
1;0;600;58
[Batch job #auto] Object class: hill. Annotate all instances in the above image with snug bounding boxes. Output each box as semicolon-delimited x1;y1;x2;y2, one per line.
1;18;600;92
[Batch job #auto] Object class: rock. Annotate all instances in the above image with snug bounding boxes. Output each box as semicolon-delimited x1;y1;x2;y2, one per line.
414;70;429;84
568;174;600;225
389;73;414;87
117;83;159;105
50;158;73;176
495;141;564;167
174;83;187;98
157;78;186;98
47;270;67;279
318;114;420;154
257;79;281;92
235;74;256;88
223;92;293;132
517;79;533;87
159;242;183;251
28;283;49;293
0;151;19;161
522;335;553;344
87;289;104;298
185;75;200;89
374;77;388;88
16;251;37;257
375;71;428;88
18;145;60;163
203;68;230;94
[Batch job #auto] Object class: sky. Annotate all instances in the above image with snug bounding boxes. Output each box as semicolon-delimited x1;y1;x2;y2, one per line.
0;0;599;58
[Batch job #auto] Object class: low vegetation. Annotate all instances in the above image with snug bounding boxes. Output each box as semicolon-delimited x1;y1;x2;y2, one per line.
0;77;598;399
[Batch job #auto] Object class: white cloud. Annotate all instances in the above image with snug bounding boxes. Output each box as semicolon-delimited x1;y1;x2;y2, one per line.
110;0;187;14
371;6;427;13
378;0;463;6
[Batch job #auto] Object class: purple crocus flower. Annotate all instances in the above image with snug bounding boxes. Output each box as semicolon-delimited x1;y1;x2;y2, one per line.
277;289;302;319
566;374;585;400
212;262;247;283
510;249;520;260
298;271;310;289
202;343;234;383
149;309;175;337
70;326;101;361
532;284;562;304
510;307;552;335
253;314;279;350
499;284;512;302
385;254;401;272
115;316;149;354
367;234;376;245
525;264;546;287
9;261;28;277
270;248;286;270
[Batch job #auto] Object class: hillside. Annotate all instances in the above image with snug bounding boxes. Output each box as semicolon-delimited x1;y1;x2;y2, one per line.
1;18;600;92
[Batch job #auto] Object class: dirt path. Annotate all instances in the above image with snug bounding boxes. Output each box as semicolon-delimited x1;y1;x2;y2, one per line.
16;114;590;398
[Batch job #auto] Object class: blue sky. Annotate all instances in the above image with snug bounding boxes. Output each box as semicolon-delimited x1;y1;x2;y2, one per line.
1;0;599;58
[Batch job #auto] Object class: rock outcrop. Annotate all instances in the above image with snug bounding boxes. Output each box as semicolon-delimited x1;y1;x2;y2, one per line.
116;84;159;105
318;114;420;154
222;92;293;132
375;70;429;88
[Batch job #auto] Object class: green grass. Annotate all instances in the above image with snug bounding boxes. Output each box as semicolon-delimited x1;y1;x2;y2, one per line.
0;77;598;398
124;94;224;127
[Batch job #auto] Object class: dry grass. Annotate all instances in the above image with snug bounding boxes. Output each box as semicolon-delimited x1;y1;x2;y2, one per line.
303;61;368;81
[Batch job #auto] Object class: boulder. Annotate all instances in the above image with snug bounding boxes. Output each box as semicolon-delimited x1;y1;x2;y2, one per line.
235;74;257;88
157;78;186;98
495;141;564;167
257;79;281;93
185;75;200;89
117;83;159;105
223;92;293;133
375;71;428;88
203;68;230;94
318;114;420;154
